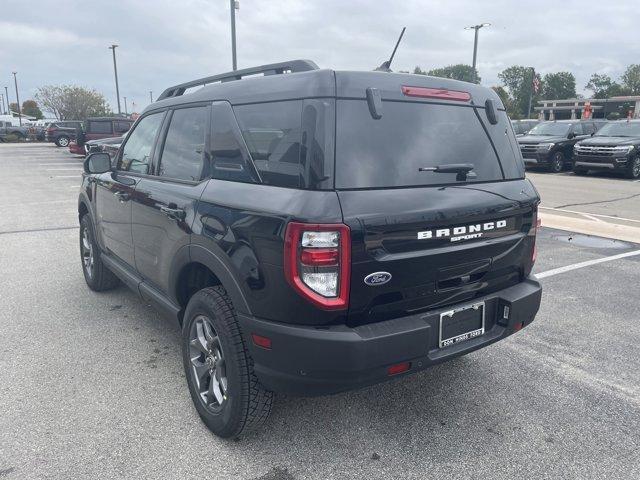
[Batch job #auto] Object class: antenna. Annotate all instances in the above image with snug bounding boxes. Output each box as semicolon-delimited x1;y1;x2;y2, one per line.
375;27;406;72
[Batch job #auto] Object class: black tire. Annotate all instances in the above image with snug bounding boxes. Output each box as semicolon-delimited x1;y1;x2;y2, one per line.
548;151;564;173
79;214;120;291
182;286;273;439
55;135;70;147
626;156;640;179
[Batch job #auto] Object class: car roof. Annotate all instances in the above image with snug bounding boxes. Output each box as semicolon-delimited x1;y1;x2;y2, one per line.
146;63;505;116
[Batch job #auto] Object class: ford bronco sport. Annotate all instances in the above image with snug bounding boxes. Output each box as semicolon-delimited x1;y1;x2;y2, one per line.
78;60;542;438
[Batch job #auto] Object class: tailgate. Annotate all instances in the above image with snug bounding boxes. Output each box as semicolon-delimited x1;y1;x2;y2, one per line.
338;180;538;326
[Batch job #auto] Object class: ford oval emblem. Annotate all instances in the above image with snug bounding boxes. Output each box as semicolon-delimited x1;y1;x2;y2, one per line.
364;272;392;286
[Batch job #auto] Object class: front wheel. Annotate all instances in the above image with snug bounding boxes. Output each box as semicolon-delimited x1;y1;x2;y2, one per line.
182;286;273;439
55;135;70;147
548;151;564;173
79;214;120;291
626;156;640;179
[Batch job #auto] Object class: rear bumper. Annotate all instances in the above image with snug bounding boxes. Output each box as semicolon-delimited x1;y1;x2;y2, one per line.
69;143;85;155
239;277;542;396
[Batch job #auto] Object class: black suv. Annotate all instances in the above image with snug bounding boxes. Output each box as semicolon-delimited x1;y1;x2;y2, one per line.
518;119;606;172
78;60;542;438
45;120;83;147
573;120;640;179
511;119;539;136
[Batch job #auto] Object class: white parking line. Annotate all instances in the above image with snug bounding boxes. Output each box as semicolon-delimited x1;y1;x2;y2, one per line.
45;168;82;171
539;206;640;224
38;163;82;166
51;175;80;178
537;249;640;279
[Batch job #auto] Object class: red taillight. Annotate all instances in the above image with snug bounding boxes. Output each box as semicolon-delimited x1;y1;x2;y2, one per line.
388;362;411;376
401;85;471;102
284;222;350;310
252;333;272;350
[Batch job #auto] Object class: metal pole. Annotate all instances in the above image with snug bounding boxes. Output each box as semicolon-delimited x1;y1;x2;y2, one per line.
4;87;9;115
472;27;479;72
109;45;122;114
12;72;21;126
149;91;153;103
0;94;4;115
124;96;128;115
230;0;237;70
527;67;534;118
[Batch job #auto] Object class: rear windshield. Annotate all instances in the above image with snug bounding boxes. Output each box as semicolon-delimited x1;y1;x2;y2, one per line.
335;100;515;189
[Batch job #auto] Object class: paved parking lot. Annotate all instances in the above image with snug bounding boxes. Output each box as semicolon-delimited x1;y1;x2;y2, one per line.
1;144;639;479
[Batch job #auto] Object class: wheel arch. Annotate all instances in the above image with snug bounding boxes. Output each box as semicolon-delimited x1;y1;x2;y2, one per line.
172;244;253;322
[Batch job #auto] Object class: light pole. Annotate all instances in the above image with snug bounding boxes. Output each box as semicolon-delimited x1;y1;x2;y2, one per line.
230;0;239;70
108;44;122;114
12;72;21;126
124;96;128;115
149;91;153;103
0;93;4;115
464;23;490;80
4;87;9;115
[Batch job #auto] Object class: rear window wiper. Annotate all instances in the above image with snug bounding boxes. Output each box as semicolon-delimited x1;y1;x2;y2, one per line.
419;163;477;181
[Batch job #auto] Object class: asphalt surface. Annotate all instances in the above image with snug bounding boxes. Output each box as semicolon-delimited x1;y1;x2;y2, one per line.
1;144;639;480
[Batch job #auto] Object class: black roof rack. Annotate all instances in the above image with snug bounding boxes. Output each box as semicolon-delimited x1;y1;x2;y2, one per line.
157;59;319;101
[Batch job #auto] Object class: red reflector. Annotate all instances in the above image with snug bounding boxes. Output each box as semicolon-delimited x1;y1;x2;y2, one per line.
387;362;411;376
513;322;523;332
401;85;471;102
300;248;338;266
251;333;272;350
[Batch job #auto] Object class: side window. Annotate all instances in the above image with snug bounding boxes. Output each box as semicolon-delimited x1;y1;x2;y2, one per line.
210;102;257;183
234;101;303;188
158;106;208;181
583;122;595;135
118;112;164;173
89;121;112;134
114;121;131;134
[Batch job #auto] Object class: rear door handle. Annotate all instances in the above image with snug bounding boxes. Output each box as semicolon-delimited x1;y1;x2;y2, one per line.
160;206;186;221
114;191;130;202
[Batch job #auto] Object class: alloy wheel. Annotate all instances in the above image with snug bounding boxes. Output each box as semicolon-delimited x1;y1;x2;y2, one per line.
81;227;94;277
632;158;640;178
59;137;69;147
189;315;228;411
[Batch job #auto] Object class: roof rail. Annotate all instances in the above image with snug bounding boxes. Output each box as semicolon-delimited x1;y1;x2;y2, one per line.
157;59;319;101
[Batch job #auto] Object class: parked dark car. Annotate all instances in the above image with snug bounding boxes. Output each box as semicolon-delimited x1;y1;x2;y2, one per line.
78;60;542;438
0;120;29;141
84;135;124;157
573;119;640;179
45;120;83;147
511;119;539;136
518;120;606;172
69;117;133;154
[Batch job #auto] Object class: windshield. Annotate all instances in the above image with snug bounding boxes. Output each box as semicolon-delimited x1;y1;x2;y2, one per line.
595;121;640;137
335;100;520;189
528;122;571;136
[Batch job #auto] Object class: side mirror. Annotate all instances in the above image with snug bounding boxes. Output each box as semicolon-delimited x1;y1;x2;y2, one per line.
84;152;112;174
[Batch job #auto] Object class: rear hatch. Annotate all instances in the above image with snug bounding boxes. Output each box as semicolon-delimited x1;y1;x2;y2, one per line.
334;72;539;326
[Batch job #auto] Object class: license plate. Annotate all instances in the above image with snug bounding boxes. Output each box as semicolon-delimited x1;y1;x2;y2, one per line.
439;302;485;348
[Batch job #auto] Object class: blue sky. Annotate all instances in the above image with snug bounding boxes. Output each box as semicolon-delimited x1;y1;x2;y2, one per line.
2;0;639;115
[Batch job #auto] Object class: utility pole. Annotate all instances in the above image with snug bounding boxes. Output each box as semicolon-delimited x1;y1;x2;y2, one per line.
124;96;128;115
149;91;153;103
0;93;4;115
465;23;490;82
527;67;535;118
108;44;122;114
12;72;21;126
230;0;239;70
4;87;9;115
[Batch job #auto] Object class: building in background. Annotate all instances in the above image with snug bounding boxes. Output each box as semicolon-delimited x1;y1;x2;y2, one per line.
535;96;640;120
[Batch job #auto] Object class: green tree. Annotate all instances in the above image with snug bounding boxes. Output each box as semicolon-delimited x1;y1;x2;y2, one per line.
413;66;427;75
427;64;480;84
541;72;576;100
621;64;640;95
498;66;541;118
8;102;18;113
585;73;628;99
21;100;43;119
491;86;513;113
35;85;110;120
